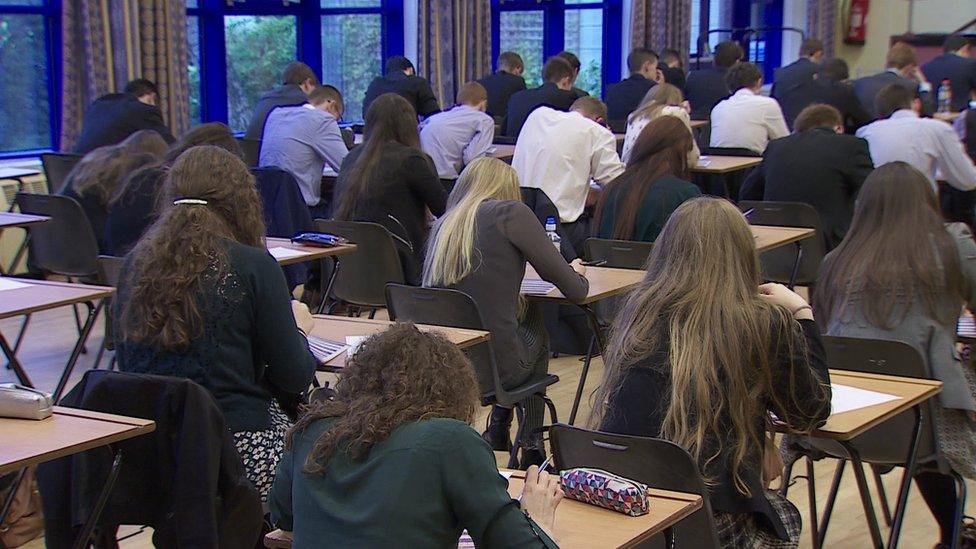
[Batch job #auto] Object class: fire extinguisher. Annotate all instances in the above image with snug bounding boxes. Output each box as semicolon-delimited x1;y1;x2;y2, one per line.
844;0;869;45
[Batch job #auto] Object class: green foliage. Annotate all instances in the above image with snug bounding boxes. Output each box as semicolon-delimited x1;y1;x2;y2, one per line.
224;16;297;132
321;14;381;122
0;14;52;151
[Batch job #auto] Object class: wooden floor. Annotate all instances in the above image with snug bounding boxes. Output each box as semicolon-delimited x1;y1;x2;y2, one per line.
4;305;972;548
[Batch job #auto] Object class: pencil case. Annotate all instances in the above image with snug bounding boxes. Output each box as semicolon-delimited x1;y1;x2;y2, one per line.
559;467;650;516
0;384;53;420
290;232;349;248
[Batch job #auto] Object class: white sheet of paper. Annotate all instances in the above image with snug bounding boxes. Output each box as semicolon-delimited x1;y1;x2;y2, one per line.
830;383;901;415
499;470;514;480
267;246;310;260
0;278;32;292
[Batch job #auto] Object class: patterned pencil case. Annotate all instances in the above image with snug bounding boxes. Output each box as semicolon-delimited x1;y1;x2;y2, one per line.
559;468;650;516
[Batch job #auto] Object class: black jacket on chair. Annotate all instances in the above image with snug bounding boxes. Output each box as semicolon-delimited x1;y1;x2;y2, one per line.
362;71;441;120
770;57;818;100
853;70;935;119
244;84;308;140
37;370;263;549
779;79;873;132
922;53;976;112
503;83;578;138
604;74;656;121
684;67;730;120
73;93;175;154
478;71;527;118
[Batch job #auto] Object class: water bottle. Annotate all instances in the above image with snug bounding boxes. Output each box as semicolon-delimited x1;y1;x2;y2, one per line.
545;216;561;252
938;79;952;113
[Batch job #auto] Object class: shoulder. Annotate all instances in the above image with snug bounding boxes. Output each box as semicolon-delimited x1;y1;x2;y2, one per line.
655;175;700;194
398;418;486;451
227;240;278;274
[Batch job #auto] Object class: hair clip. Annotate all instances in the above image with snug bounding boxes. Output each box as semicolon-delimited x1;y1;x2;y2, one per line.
173;198;208;206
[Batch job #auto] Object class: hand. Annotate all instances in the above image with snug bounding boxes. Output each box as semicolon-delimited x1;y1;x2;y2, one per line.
911;66;930;86
291;300;314;335
654;68;665;84
680;100;691;114
758;283;810;317
570;258;587;276
520;465;562;540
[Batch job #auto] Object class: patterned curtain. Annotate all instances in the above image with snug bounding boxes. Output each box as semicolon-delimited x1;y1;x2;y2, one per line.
60;0;189;150
806;0;837;58
417;0;492;109
631;0;692;68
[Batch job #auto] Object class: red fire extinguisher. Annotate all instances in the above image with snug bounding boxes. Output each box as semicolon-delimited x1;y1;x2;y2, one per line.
844;0;869;45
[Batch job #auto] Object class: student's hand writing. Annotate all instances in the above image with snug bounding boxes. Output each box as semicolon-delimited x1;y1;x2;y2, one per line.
520;465;562;541
758;283;811;318
291;300;315;335
570;258;587;276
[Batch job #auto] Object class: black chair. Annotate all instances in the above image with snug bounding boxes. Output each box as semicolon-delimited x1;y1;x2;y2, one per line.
549;424;720;548
583;238;654;270
40;153;82;194
738;200;825;289
314;219;405;316
92;255;124;371
385;284;560;469
783;336;958;549
238;138;261;168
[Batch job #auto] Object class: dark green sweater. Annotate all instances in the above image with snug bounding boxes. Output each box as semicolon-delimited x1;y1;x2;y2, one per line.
270;418;557;548
596;174;701;242
115;240;317;431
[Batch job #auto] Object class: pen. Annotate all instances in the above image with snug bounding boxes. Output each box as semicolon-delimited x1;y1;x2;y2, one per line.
517;456;554;503
580;259;607;267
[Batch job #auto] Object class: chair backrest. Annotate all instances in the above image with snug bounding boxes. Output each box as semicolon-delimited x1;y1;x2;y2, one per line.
550;424;721;548
40;153;82;194
739;200;826;286
315;219;405;308
520;187;576;260
97;255;123;287
239;138;261;168
16;192;99;278
583;238;654;270
384;283;501;398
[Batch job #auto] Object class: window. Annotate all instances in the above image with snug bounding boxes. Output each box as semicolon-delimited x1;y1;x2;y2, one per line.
690;0;731;57
0;1;57;155
224;15;297;131
499;11;544;88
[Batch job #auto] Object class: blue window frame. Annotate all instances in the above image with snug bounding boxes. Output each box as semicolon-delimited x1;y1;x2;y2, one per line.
0;0;61;157
188;0;403;128
491;0;621;98
690;0;786;82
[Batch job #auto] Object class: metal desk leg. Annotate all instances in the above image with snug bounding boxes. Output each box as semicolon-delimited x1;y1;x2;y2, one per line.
805;456;820;549
568;305;605;426
846;446;885;549
6;231;31;275
0;468;28;544
72;449;124;549
885;406;923;549
0;329;34;387
816;459;846;548
52;301;103;402
788;242;804;290
316;257;341;315
664;526;675;549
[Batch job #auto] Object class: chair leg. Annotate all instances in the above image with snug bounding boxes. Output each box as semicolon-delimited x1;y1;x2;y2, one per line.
108;354;117;371
818;459;846;548
849;453;885;549
779;455;797;497
871;465;893;527
508;405;526;470
368;308;376;320
541;394;558;425
805;456;820;549
950;471;967;549
11;313;31;356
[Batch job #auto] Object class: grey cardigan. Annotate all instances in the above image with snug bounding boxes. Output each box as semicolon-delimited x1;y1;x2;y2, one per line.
823;223;976;411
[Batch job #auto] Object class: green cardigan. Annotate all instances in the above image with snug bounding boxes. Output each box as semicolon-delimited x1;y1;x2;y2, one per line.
270;417;558;548
597;174;701;243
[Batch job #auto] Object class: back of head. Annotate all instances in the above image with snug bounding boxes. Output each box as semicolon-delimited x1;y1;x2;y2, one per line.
121;130;169;158
424;157;521;287
282;62;318;87
627;47;659;74
285;323;479;474
662;48;682;67
66;144;157;202
166;122;242;164
817;58;849;83
542;56;575;84
497;51;524;73
726;62;762;91
631;83;684;122
456;81;488;107
714;41;744;69
556;51;581;72
794;103;842;132
886;42;916;70
385;55;415;74
875;83;914;118
944;34;970;54
309;85;344;118
124;78;158;99
570;96;608;123
800;38;824;58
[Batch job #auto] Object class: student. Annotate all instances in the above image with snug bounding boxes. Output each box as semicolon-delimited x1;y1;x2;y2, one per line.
709;62;789;155
269;324;564;547
660;48;686;90
592;197;831;548
604;48;663;122
244;61;319;140
594;117;700;243
362;56;440;120
814;162;976;549
513;97;625;255
419;82;495;191
478;51;528;118
103;123;242;257
922;34;976;112
424;157;588;466
504;57;579;138
853;42;934;119
333;93;447;284
620;83;699;165
74;78;175;154
115;146;318;499
779;58;872;132
259;85;349;220
685;40;743;120
856;84;976;191
770;38;824;101
749;104;873;250
556;51;589;99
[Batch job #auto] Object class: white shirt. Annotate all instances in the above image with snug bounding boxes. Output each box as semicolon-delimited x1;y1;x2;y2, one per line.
621;106;700;165
419;105;495;179
709;88;789;154
512;108;626;223
856;109;976;191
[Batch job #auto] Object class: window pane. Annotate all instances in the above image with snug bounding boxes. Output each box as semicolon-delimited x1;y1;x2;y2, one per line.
321;0;380;7
224;15;297;133
0;14;51;151
499;11;544;89
690;0;700;55
0;1;44;5
564;9;602;97
321;13;381;123
186;0;198;8
187;16;201;123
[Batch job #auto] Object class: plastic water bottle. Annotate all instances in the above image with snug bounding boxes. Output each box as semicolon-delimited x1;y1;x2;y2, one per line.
938;79;952;113
545;216;561;252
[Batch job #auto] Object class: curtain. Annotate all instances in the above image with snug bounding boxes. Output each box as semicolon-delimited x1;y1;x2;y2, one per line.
60;0;189;150
630;0;692;68
806;0;837;58
417;0;491;109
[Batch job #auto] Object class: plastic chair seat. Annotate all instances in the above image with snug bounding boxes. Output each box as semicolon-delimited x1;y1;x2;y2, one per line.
480;374;560;407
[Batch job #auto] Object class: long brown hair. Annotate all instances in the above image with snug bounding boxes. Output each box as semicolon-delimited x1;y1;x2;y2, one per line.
591;198;826;494
814;161;966;329
593;116;693;240
120;130;169;158
64;145;157;203
334;93;422;221
287;323;479;474
119;146;266;350
164;122;242;163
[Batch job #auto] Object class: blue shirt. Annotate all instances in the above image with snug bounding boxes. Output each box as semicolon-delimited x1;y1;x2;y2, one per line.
259;105;349;206
419;105;495;180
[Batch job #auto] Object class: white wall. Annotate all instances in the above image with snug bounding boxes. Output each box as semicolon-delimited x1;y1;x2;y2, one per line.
404;0;418;65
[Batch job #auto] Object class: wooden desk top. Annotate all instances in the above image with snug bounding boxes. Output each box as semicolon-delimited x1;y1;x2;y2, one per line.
689;119;709;129
0;407;155;475
265;237;358;266
957;315;975;344
0;167;41;180
691;155;762;174
0;212;49;229
489;144;516;160
0;278;114;320
309;315;489;370
522;265;644;305
933;111;962;123
751;225;816;253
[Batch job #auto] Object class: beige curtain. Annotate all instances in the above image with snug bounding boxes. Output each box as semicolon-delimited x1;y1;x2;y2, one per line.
806;0;837;58
631;0;692;67
417;0;492;109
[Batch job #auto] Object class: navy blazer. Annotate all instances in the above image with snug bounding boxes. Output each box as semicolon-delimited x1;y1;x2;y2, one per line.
502;83;578;137
362;71;441;120
780;79;873;132
604;74;656;121
244;84;308;140
662;65;686;90
684;67;730;120
853;70;935;118
922;53;976;112
771;57;818;100
478;71;527;118
74;93;175;154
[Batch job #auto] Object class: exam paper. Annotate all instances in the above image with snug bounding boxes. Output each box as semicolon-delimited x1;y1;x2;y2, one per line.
830;383;901;415
0;278;32;292
521;279;557;295
268;246;310;261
